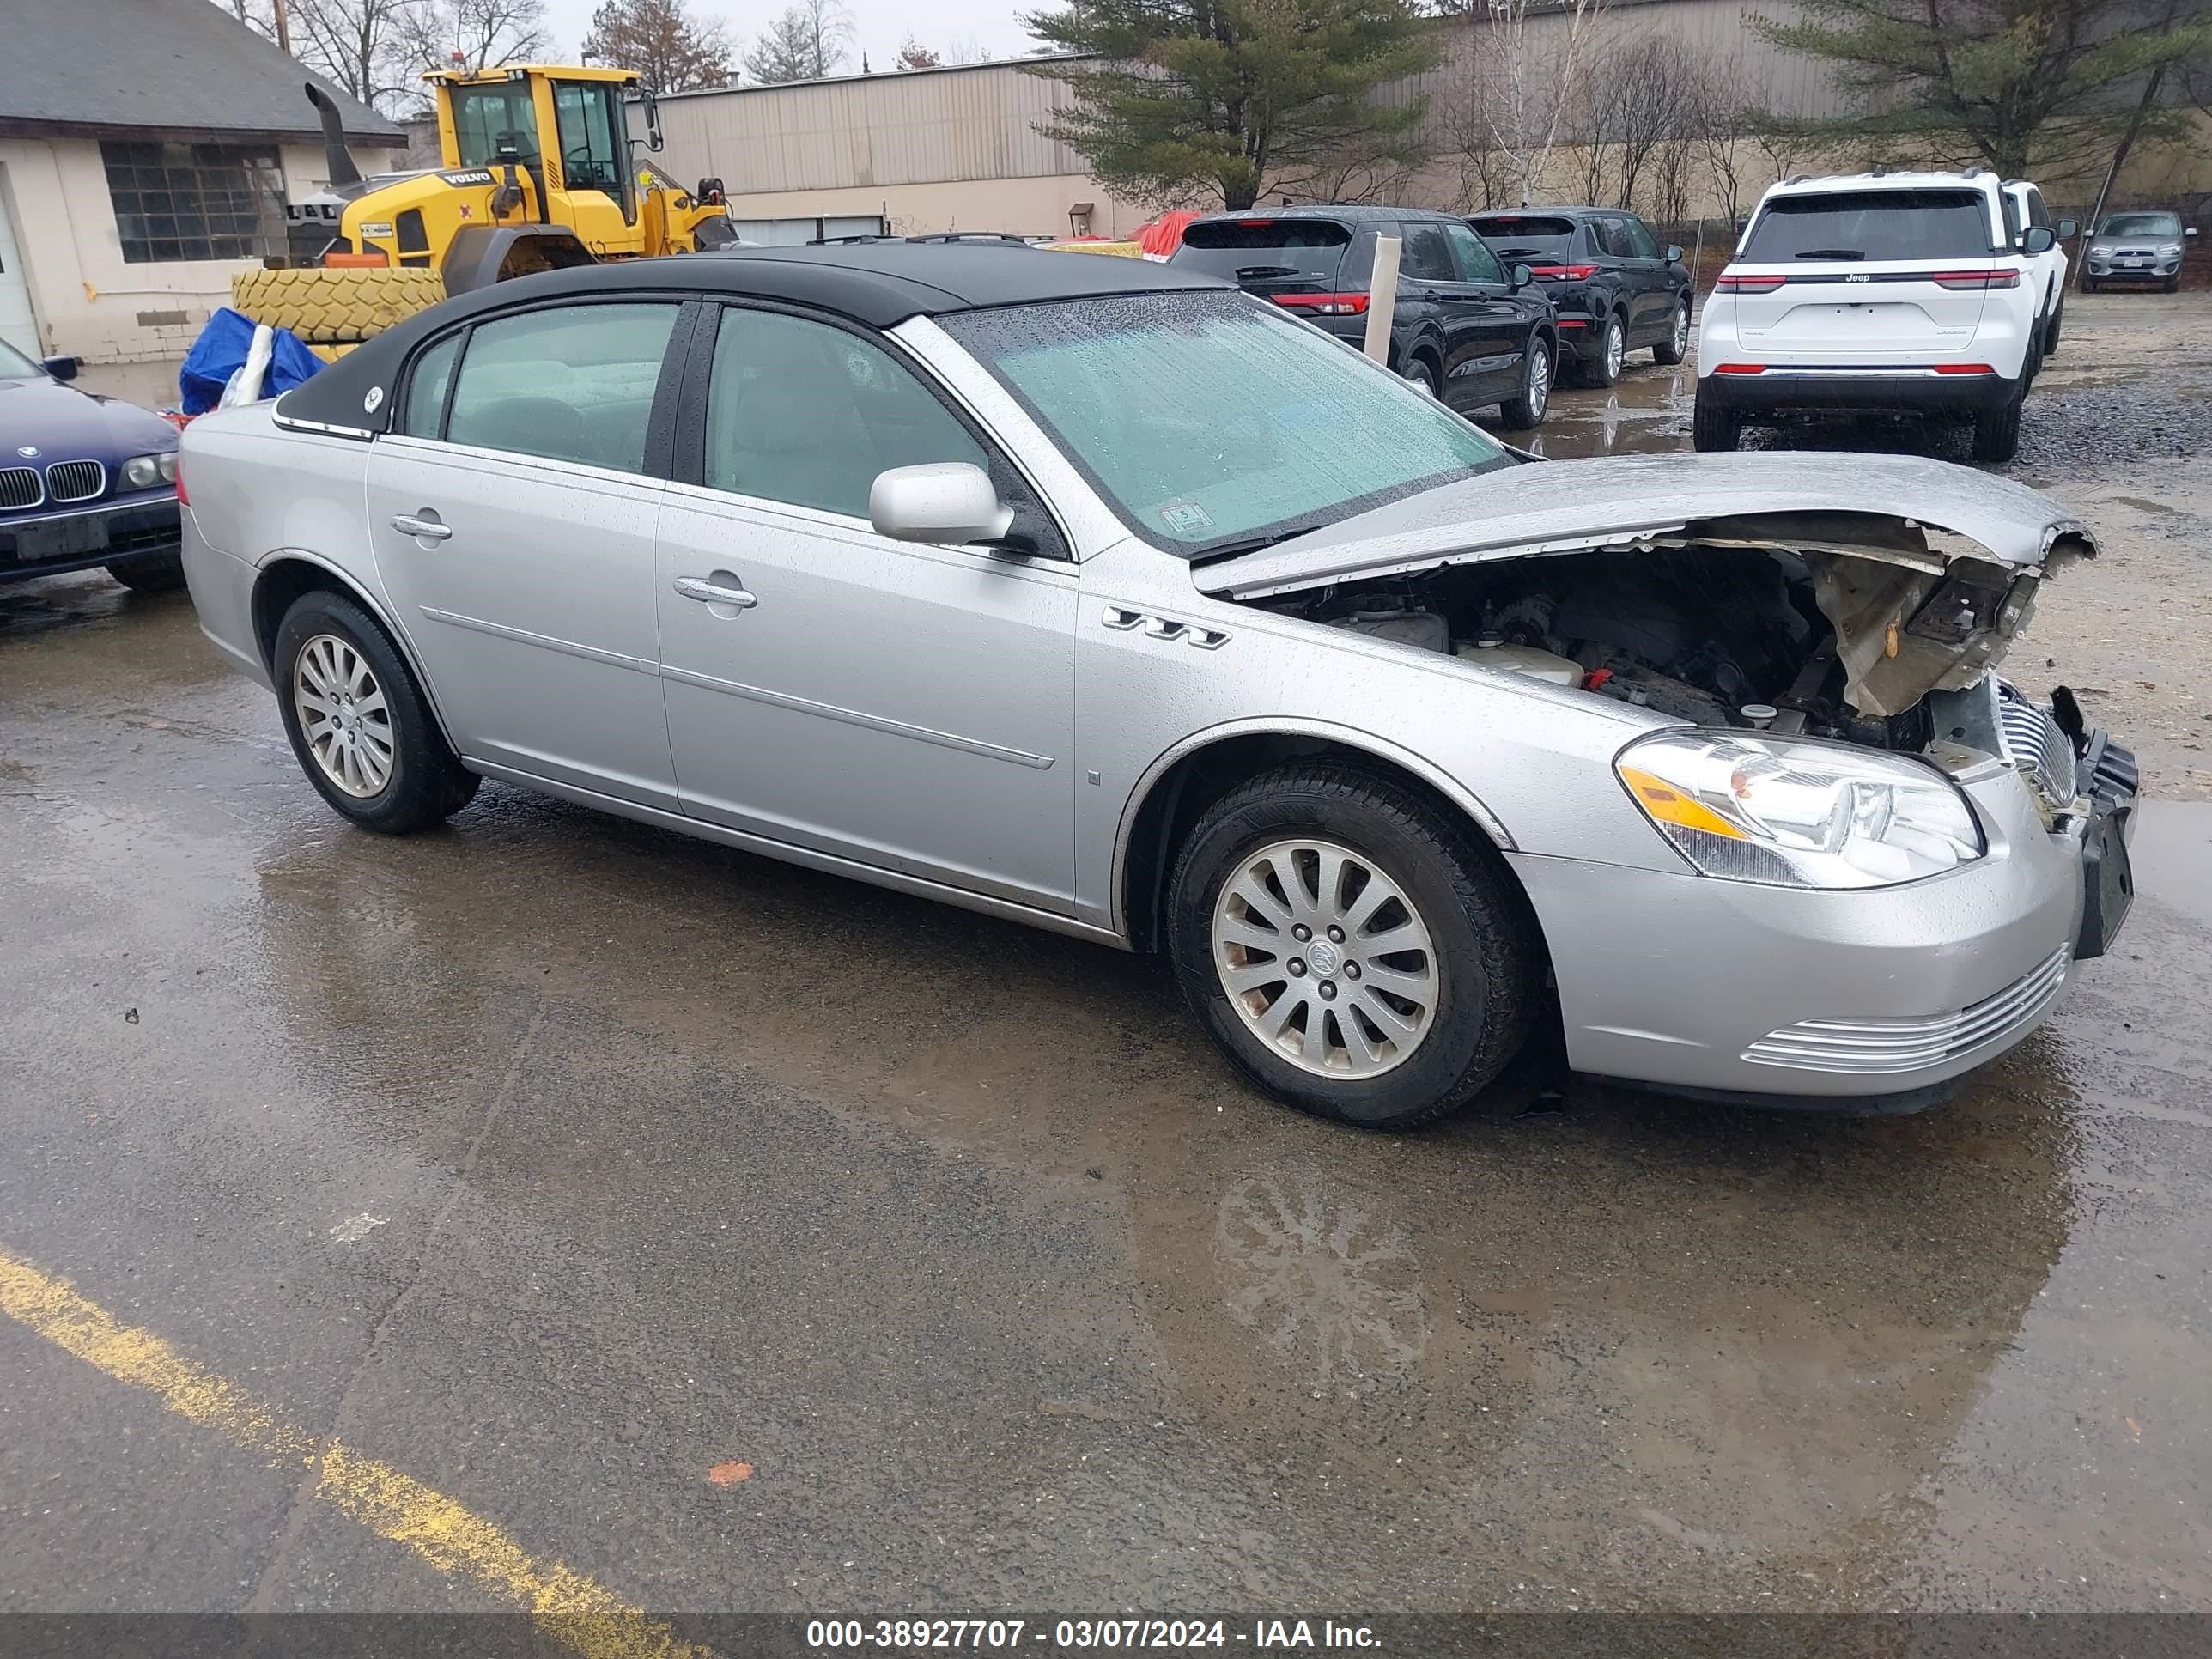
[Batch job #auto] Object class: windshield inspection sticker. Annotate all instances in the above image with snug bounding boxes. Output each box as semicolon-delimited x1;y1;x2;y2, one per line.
1160;501;1213;535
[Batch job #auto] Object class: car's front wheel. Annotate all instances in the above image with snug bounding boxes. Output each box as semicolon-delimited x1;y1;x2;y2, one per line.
1166;764;1535;1129
1499;336;1551;428
2043;298;2064;355
273;588;480;834
1653;300;1690;366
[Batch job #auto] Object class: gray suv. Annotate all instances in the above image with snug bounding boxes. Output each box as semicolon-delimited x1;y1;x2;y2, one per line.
2081;210;2194;292
177;246;2134;1127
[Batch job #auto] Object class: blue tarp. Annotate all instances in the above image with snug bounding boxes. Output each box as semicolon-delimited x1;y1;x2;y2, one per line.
179;307;323;416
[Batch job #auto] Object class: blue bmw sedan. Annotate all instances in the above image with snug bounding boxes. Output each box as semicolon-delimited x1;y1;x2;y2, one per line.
2;337;184;591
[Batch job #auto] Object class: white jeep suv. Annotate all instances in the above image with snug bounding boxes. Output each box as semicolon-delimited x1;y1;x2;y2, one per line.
1695;169;2055;462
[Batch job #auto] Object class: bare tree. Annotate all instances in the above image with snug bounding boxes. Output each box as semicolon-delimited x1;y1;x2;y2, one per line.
895;35;941;70
1596;32;1704;212
584;0;732;92
741;0;853;83
1468;0;1607;207
285;0;423;114
395;0;551;76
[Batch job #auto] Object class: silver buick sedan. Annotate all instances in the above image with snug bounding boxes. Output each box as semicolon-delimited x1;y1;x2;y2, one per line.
178;247;2136;1127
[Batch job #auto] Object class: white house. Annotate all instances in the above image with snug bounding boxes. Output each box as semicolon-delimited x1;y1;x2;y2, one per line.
0;0;401;371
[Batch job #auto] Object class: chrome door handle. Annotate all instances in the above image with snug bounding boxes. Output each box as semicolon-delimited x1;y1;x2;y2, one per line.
390;514;452;541
672;575;757;609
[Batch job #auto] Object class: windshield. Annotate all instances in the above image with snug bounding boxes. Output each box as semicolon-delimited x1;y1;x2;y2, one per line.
936;290;1511;556
449;82;541;165
1469;216;1577;260
0;337;40;378
1172;221;1371;294
2098;211;2182;238
1741;190;1995;261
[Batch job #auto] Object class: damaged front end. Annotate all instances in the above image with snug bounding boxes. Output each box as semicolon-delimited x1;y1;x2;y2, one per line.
1194;453;2136;951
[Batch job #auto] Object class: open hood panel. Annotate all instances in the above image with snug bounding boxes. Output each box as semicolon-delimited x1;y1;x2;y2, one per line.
1194;452;2094;599
1194;452;2095;718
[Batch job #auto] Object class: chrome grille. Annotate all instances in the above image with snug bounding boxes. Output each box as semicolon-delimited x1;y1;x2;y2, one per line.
0;465;41;510
44;460;106;504
1995;683;2077;805
1742;946;2070;1074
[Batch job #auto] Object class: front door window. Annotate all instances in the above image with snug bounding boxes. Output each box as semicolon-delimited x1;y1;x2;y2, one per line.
551;81;624;197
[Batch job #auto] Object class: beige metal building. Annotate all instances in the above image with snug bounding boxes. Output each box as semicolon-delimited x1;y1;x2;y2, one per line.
641;0;1850;241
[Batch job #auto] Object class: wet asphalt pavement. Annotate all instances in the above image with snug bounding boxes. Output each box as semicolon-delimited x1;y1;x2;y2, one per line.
5;299;2212;1628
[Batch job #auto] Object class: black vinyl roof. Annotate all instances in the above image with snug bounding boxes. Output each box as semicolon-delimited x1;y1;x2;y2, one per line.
275;245;1229;438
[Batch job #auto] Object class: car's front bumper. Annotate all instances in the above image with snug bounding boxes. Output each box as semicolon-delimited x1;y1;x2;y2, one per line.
0;495;181;583
1698;367;2021;416
2086;259;2181;281
1507;751;2132;1106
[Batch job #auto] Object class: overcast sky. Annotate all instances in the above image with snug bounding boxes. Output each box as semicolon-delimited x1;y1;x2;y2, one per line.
534;0;1043;79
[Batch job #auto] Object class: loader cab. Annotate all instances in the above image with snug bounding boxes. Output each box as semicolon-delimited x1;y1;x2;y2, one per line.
433;65;640;236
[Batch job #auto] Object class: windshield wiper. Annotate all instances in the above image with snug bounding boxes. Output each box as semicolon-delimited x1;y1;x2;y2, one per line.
1793;248;1866;259
1193;526;1309;560
1234;264;1304;280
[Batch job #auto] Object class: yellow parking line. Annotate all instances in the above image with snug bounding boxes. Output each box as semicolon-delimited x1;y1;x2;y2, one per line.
0;1248;714;1659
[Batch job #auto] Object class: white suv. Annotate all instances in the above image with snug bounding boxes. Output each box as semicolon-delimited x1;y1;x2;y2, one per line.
1695;169;2055;462
2002;178;2076;356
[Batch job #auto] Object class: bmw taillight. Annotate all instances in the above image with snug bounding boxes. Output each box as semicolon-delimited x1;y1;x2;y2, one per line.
1932;269;2021;289
1269;292;1371;315
1714;271;1784;294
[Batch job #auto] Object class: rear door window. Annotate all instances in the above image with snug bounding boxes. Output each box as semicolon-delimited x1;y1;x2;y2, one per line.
1741;190;1997;261
1399;222;1457;283
442;301;678;472
1468;216;1577;262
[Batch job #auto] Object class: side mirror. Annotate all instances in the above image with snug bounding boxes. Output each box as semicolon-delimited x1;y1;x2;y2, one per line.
2188;227;2200;240
2057;219;2078;240
1664;244;1684;263
1509;262;1534;289
42;356;82;381
2021;225;2056;255
869;462;1013;547
643;88;664;152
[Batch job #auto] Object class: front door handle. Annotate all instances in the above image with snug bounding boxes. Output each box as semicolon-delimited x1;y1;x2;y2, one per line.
390;513;452;542
672;574;757;610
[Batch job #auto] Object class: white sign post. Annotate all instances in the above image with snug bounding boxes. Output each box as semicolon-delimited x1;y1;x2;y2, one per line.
1363;234;1402;365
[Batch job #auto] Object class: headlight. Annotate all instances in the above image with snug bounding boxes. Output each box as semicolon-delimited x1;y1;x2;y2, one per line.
2158;242;2184;255
120;452;175;489
1615;731;1985;889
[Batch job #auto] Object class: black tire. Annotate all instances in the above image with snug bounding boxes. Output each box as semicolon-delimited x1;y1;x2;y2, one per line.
1692;387;1741;452
2166;276;2182;294
1400;351;1440;398
106;551;186;592
2042;297;2063;356
272;587;479;834
2080;276;2098;294
1652;299;1690;366
1498;333;1551;429
1165;763;1536;1129
1970;388;2025;463
1582;312;1626;386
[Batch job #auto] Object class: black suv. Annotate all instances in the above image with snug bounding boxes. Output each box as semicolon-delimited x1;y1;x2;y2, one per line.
1468;208;1692;386
1171;206;1559;428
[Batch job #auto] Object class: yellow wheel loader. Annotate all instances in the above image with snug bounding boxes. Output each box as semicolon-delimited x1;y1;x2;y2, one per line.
234;66;737;356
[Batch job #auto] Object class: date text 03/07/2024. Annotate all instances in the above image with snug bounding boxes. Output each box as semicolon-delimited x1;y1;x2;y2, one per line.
805;1619;1382;1650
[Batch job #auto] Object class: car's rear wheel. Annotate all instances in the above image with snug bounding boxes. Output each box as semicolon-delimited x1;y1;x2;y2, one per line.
105;551;186;592
273;588;479;834
1499;336;1551;428
1400;352;1439;398
1970;387;2025;464
1166;764;1535;1129
1692;387;1741;451
1583;312;1626;386
1653;300;1690;366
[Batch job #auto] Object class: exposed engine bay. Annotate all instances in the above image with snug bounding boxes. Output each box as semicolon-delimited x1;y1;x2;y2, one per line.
1273;544;2002;740
1254;541;2118;814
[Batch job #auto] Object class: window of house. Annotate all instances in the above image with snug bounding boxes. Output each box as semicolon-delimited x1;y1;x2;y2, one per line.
101;141;285;264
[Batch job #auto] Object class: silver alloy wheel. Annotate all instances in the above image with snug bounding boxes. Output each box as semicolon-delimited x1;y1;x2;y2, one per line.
1606;316;1626;380
1671;304;1690;356
1526;343;1550;418
1211;837;1439;1078
293;632;394;798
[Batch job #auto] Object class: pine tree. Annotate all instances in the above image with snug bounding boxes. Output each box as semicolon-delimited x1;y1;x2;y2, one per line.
1024;0;1440;211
